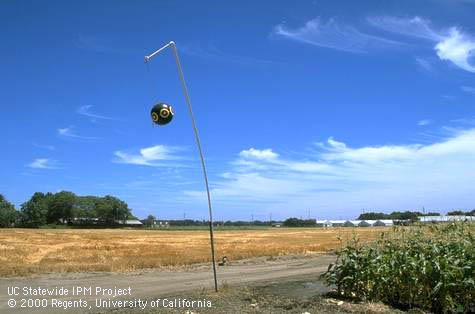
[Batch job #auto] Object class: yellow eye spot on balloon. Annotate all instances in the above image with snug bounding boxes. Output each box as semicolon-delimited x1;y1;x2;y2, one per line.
160;108;170;118
151;112;159;122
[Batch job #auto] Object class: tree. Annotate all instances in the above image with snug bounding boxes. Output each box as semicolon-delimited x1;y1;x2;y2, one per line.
358;212;388;220
388;211;421;221
17;191;135;227
356;211;425;221
145;215;156;227
95;195;132;224
447;210;466;216
47;191;76;223
0;195;18;227
20;192;49;227
283;218;316;227
74;196;99;218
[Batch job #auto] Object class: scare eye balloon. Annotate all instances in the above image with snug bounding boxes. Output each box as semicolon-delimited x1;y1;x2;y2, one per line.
150;102;174;125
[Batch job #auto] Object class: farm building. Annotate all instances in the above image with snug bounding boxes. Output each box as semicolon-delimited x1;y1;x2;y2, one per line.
343;220;361;227
316;220;349;227
139;219;170;228
115;219;143;226
330;220;346;227
330;220;347;227
358;220;372;227
316;219;395;227
157;220;170;228
316;220;332;227
449;215;474;221
374;219;394;226
68;217;100;225
418;215;474;223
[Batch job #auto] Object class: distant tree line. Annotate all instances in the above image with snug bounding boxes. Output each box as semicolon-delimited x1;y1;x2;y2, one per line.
165;219;276;227
447;210;475;216
223;220;275;226
151;218;316;227
358;211;426;221
283;218;316;227
0;192;134;228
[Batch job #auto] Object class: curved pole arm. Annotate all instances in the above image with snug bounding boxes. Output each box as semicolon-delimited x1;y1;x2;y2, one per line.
144;41;175;63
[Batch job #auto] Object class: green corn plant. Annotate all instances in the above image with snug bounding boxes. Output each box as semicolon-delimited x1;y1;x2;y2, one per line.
322;222;475;313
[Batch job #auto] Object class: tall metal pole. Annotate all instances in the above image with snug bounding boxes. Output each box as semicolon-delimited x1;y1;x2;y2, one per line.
145;41;218;292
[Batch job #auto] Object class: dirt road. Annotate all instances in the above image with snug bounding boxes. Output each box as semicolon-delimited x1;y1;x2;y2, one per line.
0;254;336;313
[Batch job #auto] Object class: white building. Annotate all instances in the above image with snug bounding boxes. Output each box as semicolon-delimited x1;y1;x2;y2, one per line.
115;219;143;226
343;220;361;227
358;220;373;227
374;219;394;227
316;220;345;227
317;219;396;227
418;215;474;223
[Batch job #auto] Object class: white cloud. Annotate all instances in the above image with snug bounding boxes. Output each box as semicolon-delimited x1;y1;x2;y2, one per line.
77;105;116;120
238;147;333;174
321;140;421;163
435;28;475;73
369;16;475;73
327;137;347;151
274;16;475;73
274;18;403;53
367;16;442;41
185;128;475;218
418;119;432;126
57;126;99;140
27;158;58;169
239;148;279;160
114;145;182;167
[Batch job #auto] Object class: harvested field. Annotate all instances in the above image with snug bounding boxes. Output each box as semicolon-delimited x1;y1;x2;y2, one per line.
0;227;388;276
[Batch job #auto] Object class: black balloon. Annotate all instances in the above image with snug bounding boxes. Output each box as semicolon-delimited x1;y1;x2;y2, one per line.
150;102;174;125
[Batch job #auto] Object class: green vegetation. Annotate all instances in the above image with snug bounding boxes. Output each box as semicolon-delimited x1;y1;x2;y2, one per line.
2;191;134;228
323;222;475;313
163;225;271;230
144;214;157;227
283;217;317;227
0;195;18;227
166;219;275;227
448;209;475;216
358;211;426;221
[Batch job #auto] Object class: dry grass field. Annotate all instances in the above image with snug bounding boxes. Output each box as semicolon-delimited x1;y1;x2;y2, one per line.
0;227;388;277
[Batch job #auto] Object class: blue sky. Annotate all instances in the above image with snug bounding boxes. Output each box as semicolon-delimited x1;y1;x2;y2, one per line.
1;0;475;220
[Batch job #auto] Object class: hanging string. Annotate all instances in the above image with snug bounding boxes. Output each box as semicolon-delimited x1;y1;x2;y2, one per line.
145;55;161;128
145;57;151;73
145;57;153;127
